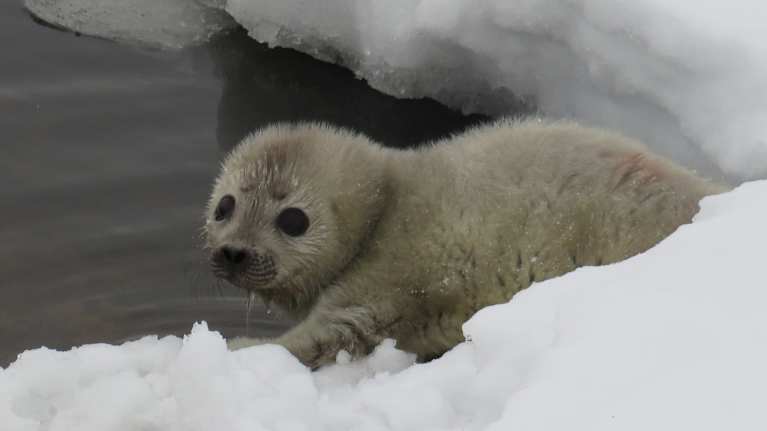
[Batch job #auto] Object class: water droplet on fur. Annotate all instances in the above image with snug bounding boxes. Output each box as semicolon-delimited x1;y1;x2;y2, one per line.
246;291;256;336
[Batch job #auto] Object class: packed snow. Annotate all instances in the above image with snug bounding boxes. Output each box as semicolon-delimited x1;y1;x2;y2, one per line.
24;0;767;179
3;181;767;430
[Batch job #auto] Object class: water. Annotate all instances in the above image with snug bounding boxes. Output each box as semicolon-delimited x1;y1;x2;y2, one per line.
0;1;488;366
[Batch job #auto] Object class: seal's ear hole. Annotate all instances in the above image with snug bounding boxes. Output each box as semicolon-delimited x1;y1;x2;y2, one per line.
215;195;236;221
276;207;309;237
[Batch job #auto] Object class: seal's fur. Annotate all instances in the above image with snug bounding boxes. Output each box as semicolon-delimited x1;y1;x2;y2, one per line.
205;119;726;368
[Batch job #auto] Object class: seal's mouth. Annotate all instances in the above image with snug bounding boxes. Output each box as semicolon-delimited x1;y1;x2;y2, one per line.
209;247;278;290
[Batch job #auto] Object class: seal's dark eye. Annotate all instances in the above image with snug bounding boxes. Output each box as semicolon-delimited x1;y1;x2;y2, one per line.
276;208;309;237
214;195;235;221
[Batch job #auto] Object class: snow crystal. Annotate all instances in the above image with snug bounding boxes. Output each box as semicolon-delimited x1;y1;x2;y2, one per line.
3;180;767;430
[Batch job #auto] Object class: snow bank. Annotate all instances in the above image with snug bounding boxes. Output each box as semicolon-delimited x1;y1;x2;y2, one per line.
24;0;767;179
222;0;767;179
3;180;767;430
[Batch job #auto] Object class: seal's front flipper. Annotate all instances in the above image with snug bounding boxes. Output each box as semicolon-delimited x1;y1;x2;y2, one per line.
226;336;268;350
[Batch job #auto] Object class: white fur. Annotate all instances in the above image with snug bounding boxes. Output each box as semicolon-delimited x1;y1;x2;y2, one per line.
205;119;726;368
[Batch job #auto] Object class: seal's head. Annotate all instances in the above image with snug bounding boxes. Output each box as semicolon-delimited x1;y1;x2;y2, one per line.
204;123;387;314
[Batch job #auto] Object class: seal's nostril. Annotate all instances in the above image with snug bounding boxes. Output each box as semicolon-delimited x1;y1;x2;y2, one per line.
221;246;248;265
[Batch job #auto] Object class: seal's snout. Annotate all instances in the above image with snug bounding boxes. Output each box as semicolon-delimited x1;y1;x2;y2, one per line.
221;246;249;266
210;245;278;288
212;245;251;276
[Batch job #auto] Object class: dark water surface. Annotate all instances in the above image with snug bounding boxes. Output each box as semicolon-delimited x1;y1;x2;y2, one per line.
0;1;489;365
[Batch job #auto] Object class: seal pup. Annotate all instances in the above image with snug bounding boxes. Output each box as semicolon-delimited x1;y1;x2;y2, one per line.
204;119;726;368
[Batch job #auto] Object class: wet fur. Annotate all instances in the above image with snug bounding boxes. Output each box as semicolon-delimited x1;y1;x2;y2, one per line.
205;118;727;368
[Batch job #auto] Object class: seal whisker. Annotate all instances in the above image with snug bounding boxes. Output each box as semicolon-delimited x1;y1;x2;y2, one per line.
245;290;258;336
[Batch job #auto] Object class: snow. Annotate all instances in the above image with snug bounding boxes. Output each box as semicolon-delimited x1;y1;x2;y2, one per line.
24;0;767;179
3;180;767;430
219;0;767;180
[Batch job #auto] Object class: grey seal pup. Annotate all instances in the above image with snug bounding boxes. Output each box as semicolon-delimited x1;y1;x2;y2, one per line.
204;119;726;368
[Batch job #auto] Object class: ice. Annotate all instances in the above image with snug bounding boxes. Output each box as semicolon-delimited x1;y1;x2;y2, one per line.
24;0;767;179
219;0;767;180
23;0;235;49
3;180;767;430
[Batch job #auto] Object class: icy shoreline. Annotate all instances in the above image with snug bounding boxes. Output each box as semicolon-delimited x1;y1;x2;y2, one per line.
220;0;767;180
24;0;235;49
4;180;767;430
24;0;767;180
